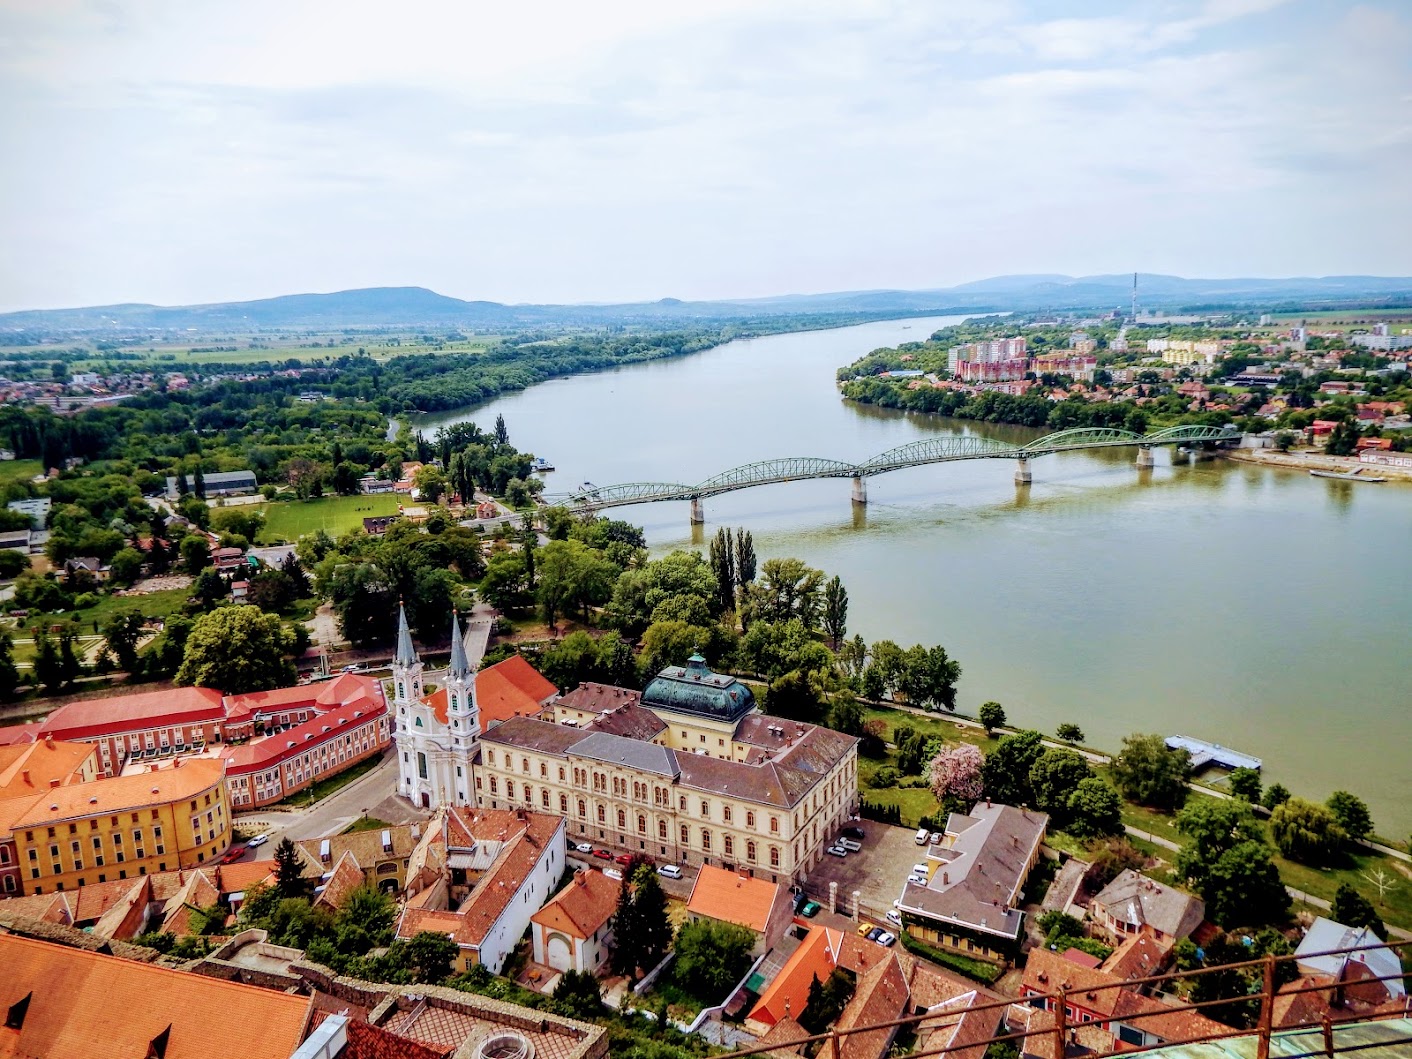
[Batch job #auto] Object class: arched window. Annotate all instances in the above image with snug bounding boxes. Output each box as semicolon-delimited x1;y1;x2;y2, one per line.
638;814;647;834
701;830;711;851
770;846;780;868
597;805;606;823
450;693;458;710
617;808;626;829
560;794;569;813
680;824;689;845
747;841;757;862
541;790;550;808
658;820;668;839
578;799;586;818
507;781;515;799
397;683;405;700
746;811;756;828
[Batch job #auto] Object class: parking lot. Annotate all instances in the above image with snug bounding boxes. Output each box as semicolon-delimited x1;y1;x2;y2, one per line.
804;822;931;920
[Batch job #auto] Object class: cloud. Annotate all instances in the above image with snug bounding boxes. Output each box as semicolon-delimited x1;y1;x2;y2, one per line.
0;0;1407;310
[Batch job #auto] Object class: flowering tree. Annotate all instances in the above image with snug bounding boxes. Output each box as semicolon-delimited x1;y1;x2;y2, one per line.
929;743;984;805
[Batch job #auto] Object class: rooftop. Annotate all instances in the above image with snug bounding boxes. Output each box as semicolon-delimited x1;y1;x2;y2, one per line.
0;738;97;800
531;868;620;939
556;682;642;715
641;654;756;724
687;864;789;934
477;655;560;731
219;698;386;773
1092;869;1206;940
39;686;226;740
9;757;225;828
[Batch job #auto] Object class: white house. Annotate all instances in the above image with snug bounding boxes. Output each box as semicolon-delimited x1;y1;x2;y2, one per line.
530;868;619;975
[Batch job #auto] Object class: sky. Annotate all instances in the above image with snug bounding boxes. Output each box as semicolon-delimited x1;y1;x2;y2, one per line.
0;0;1409;312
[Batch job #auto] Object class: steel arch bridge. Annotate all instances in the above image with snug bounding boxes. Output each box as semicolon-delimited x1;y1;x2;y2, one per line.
547;424;1239;513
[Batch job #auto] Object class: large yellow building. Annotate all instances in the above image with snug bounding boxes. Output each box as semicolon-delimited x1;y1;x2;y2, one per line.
9;757;230;894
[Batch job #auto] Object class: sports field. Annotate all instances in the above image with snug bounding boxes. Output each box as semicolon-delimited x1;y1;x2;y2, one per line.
259;494;402;542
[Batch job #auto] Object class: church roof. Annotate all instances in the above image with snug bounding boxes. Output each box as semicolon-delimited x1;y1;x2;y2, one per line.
642;655;755;724
448;612;471;679
476;655;559;731
394;604;418;667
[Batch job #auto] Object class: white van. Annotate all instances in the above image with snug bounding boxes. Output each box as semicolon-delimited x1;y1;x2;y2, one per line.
914;827;930;845
657;864;683;880
838;838;862;852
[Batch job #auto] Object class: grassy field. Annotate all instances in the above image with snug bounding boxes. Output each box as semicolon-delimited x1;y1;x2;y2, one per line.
0;459;43;485
259;494;403;542
6;586;192;664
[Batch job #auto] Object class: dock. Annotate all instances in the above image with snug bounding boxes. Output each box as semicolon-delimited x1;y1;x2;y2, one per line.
1166;735;1262;772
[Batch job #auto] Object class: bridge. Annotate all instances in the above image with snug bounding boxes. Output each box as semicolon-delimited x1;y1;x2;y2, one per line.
546;424;1241;523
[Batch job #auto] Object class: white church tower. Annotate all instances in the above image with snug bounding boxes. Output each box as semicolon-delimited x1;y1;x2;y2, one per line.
394;606;481;809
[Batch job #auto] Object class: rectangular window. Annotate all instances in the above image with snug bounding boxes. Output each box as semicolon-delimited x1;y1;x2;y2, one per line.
417;752;428;780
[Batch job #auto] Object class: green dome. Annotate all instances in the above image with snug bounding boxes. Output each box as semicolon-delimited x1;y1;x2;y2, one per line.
642;655;756;723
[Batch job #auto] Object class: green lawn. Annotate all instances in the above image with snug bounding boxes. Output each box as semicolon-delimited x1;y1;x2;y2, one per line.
8;586;192;664
342;815;394;835
259;494;403;542
0;459;43;485
274;751;385;807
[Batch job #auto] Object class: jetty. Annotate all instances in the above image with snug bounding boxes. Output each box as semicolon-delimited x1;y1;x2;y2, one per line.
1166;735;1262;771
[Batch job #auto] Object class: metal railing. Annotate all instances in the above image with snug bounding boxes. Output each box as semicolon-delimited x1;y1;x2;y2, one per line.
714;938;1412;1059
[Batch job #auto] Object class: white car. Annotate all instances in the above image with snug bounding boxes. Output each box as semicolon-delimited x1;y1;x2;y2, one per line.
826;845;848;857
574;842;594;854
886;909;902;928
911;863;930;876
604;868;623;881
837;838;862;852
876;931;897;947
906;873;927;886
657;864;683;879
247;833;270;848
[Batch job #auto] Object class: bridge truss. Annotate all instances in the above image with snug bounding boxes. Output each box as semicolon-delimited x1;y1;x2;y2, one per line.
547;424;1239;511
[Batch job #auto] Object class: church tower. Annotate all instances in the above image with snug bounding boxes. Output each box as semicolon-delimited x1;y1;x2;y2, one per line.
392;603;423;706
394;607;481;810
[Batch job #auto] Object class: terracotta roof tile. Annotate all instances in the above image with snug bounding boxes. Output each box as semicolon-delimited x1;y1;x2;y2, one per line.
315;850;368;912
0;932;312;1059
0;739;98;799
219;698;385;773
555;682;641;715
531;868;619;939
687;864;787;933
38;687;226;740
835;952;911;1059
10;757;225;828
476;655;558;731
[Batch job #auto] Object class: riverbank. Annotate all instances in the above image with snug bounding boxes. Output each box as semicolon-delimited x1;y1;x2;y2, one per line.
1223;447;1412;482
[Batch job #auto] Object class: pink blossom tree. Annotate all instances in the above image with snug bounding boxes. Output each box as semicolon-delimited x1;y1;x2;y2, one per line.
929;743;984;805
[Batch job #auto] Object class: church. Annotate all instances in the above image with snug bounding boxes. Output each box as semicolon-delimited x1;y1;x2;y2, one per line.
393;606;859;884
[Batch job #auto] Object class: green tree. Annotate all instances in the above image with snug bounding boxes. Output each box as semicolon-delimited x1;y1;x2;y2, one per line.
478;551;531;613
0;628;20;701
104;611;147;674
413;465;447;503
107;546;145;586
1269;798;1346;866
192;567;228;609
895;644;961;711
1176;800;1289;927
1066;778;1124;838
329;562;397;648
402;930;460;983
978;701;1005;733
749;557;825;629
609;550;719;635
980;729;1044;806
639;620;731;677
733;528;757;586
1325;791;1373;844
609;873;640;977
1028;748;1094;821
537;538;617;626
766;669;829;722
799;968;855;1035
1228;768;1261;804
822;575;848;649
672;919;755;998
708;528;735;614
551;969;604;1020
1111;733;1191;812
180;534;211;573
631;864;673;972
175;606;297;692
335;885;397;952
273;837;310;899
736;618;832;681
32;629;63;695
1329;883;1387;940
1055;723;1084;744
1261;783;1291;810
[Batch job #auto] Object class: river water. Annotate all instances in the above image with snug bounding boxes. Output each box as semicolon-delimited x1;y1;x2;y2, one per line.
416;317;1412;836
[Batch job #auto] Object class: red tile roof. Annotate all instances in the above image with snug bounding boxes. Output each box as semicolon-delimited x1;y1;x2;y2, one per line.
687;864;788;934
223;672;383;721
9;757;225;828
38;687;227;740
531;868;619;939
0;932;312;1059
219;698;386;774
476;656;558;731
748;926;848;1028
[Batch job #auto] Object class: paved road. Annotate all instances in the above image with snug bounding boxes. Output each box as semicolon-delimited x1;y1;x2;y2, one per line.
235;750;429;860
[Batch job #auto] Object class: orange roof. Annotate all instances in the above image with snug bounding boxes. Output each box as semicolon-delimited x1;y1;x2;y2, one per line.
219;698;385;773
475;655;558;731
223;672;383;721
687;864;787;933
38;687;226;740
836;953;911;1059
314;850;367;912
531;868;619;939
0;738;97;801
748;925;847;1028
217;859;278;894
0;933;312;1059
9;758;225;828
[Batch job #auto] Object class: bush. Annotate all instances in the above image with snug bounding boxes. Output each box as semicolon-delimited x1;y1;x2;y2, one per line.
1269;798;1346;865
871;766;900;788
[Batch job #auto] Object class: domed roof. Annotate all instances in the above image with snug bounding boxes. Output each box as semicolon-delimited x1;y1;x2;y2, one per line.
642;654;756;723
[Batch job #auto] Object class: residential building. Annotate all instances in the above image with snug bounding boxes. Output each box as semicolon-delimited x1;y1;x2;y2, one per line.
0;933;314;1059
1090;870;1204;945
895;802;1047;963
8;757;230;893
5;496;49;529
1295;917;1406;998
164;468;258;498
530;867;620;974
296;822;424;894
396;804;566;974
0;736;100;894
686;863;794;955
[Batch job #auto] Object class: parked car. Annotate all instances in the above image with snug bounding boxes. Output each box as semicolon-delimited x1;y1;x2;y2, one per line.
911;863;930;876
604;868;623;881
826;845;847;857
914;828;930;845
615;853;635;865
885;909;902;928
792;891;810;913
574;842;594;854
866;927;884;942
838;838;862;852
592;849;613;860
247;833;269;848
930;832;944;845
657;864;683;880
842;825;865;840
800;901;821;918
907;873;928;886
220;844;247;864
856;922;874;936
877;931;897;947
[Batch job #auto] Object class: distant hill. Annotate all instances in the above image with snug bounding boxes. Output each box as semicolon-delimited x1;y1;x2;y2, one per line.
4;274;1412;334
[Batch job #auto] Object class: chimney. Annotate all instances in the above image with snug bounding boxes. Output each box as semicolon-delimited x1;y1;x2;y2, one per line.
20;769;29;785
44;734;54;748
943;872;949;885
575;870;587;887
173;758;182;769
49;778;60;788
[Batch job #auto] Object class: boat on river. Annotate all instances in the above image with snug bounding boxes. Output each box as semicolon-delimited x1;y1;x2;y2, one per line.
530;456;554;472
1309;469;1386;483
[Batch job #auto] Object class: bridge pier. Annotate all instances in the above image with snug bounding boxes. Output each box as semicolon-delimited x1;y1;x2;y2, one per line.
689;497;704;524
1135;445;1155;470
850;475;867;505
1014;457;1032;485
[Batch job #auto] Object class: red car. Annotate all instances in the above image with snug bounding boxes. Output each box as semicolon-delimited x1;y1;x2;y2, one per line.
592;849;612;860
220;844;247;864
614;853;635;866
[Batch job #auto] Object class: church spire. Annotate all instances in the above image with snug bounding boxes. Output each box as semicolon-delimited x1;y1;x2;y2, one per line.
394;602;418;667
448;611;470;679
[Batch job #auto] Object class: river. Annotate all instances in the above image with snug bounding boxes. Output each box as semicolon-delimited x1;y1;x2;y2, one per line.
416;317;1412;837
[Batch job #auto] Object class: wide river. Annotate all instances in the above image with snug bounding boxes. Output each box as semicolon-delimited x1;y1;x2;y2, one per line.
417;317;1412;836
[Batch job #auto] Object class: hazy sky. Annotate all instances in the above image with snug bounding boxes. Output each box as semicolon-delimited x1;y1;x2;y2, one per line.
1;0;1409;311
